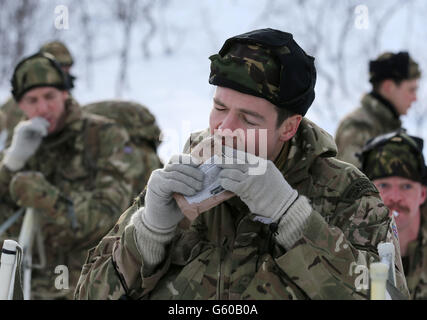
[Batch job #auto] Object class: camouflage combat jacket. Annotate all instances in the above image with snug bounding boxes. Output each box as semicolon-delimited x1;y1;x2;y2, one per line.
0;98;134;299
335;93;401;168
75;118;409;300
405;204;427;299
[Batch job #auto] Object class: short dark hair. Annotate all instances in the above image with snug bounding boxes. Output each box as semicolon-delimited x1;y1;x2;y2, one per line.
372;78;403;93
275;106;296;128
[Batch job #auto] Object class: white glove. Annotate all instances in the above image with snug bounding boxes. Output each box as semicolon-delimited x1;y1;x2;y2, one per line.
218;159;298;223
3;117;49;171
142;154;204;234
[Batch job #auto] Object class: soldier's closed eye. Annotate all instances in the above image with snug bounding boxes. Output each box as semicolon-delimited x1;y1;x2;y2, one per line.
214;106;227;112
242;115;257;126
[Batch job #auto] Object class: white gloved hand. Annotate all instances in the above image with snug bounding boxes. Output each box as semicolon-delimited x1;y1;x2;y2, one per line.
142;154;204;234
218;159;298;223
3;117;49;171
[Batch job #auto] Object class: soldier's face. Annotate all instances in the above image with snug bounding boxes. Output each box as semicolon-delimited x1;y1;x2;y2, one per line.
373;176;426;232
387;79;418;115
209;86;301;161
18;87;69;134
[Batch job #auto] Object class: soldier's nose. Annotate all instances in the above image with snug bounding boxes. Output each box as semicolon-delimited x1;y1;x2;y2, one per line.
37;101;49;115
219;115;239;132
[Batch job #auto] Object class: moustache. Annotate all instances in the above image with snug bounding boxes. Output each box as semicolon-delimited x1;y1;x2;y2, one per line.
387;203;410;216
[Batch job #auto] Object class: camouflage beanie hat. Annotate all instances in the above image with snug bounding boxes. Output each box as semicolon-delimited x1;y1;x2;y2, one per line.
369;51;421;84
361;131;426;184
209;28;316;116
11;53;70;101
39;41;74;67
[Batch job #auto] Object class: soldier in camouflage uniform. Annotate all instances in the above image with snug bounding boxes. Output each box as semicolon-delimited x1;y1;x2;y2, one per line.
335;52;421;168
82;100;163;200
0;52;134;299
75;28;409;300
0;41;76;148
359;130;427;299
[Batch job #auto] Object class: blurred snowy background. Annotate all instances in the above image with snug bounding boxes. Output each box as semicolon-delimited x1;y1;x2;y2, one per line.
0;0;426;162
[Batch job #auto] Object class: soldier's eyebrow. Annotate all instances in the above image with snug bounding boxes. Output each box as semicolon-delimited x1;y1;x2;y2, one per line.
213;98;265;121
213;97;228;108
24;96;37;103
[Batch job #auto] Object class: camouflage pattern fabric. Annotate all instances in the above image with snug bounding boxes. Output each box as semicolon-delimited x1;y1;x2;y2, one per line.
75;118;409;300
405;203;427;299
12;53;69;101
210;44;281;105
0;97;26;147
209;29;316;116
335;93;402;168
82;100;163;200
39;41;74;67
361;134;424;183
0;98;134;299
10;171;60;213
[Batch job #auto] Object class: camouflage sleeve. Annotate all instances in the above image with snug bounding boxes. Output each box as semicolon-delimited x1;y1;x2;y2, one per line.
335;121;373;168
0;155;15;200
74;202;140;299
274;187;409;299
74;195;176;300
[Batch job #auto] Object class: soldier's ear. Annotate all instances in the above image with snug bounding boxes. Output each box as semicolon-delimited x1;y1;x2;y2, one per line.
61;91;69;100
380;79;398;95
278;114;302;142
420;185;427;204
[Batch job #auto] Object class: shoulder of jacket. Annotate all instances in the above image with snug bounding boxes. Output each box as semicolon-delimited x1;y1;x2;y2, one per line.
311;156;379;202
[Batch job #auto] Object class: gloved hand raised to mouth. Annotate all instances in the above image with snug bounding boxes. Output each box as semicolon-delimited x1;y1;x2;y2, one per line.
217;151;313;250
3;117;49;171
141;153;205;234
218;156;298;223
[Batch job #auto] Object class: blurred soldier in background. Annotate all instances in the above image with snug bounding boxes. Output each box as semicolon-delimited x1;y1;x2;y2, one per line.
83;100;163;200
0;41;75;148
335;52;421;168
0;52;134;299
359;130;427;299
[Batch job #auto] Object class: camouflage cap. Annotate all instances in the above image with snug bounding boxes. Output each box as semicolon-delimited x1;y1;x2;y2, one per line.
39;41;74;67
359;130;427;185
11;52;71;101
369;51;421;84
209;28;316;116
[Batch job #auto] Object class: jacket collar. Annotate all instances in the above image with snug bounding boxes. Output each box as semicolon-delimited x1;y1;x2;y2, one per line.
361;93;402;127
275;118;337;186
369;91;400;120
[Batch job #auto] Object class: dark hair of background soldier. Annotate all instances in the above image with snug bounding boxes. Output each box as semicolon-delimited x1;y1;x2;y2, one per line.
371;78;403;92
